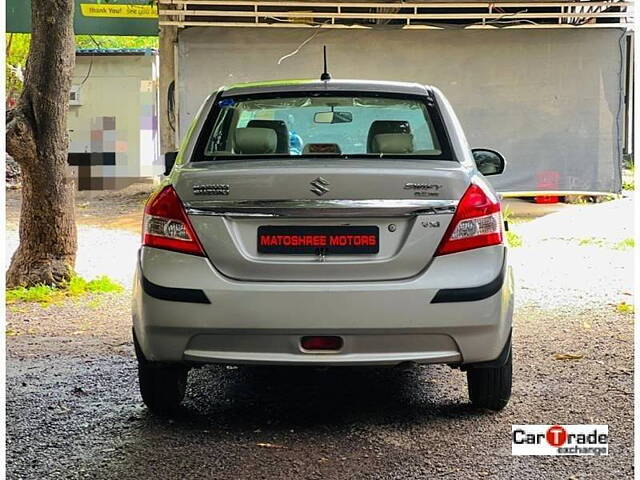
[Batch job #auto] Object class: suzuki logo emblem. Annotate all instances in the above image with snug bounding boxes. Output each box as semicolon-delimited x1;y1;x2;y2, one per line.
310;177;330;196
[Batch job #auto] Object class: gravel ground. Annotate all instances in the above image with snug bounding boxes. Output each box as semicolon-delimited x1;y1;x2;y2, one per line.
6;193;634;479
509;194;634;310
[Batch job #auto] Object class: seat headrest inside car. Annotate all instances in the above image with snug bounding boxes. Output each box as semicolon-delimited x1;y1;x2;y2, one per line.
367;120;411;152
372;133;414;154
234;128;278;154
246;120;290;154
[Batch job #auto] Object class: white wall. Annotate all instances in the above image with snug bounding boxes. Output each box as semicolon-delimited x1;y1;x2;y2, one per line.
177;27;626;193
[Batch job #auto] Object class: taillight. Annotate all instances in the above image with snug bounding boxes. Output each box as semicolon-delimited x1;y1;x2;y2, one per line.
142;186;205;256
435;183;503;256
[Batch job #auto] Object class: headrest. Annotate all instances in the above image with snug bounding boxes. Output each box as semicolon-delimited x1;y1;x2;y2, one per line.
247;120;290;154
247;119;287;131
369;120;411;135
234;128;277;154
372;133;414;154
367;121;411;152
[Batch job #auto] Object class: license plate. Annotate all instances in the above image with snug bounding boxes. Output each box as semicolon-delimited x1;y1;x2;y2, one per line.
257;226;379;254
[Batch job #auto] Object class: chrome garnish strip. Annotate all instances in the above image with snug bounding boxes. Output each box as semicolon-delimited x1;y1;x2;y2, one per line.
184;199;458;218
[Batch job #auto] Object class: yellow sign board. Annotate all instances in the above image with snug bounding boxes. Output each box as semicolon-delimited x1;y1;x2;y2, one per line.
80;4;158;19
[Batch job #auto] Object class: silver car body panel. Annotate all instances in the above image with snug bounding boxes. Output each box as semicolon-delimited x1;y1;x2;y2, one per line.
135;79;513;367
174;160;473;281
174;159;471;202
133;245;513;366
189;213;455;281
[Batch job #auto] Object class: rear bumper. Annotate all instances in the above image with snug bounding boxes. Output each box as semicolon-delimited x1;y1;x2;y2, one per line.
181;332;463;366
132;245;514;366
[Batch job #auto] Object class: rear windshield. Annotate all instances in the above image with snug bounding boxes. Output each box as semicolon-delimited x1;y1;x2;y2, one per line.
192;93;453;161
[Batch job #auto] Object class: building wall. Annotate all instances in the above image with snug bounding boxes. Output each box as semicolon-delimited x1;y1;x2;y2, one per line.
68;54;160;190
177;27;626;193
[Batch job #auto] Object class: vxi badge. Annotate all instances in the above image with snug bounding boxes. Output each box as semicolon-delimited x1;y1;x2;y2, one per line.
512;425;608;456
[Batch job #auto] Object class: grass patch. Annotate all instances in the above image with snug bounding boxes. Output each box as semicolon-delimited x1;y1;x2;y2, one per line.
6;274;123;306
613;238;635;251
578;237;607;247
622;165;635;191
86;297;104;309
8;305;29;313
6;284;59;305
67;275;123;295
502;207;524;247
616;302;635;315
502;206;529;225
503;206;514;223
576;237;634;250
506;231;523;248
5;328;20;337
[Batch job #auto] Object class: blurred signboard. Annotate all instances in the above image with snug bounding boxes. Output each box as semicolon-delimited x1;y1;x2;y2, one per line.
7;0;159;35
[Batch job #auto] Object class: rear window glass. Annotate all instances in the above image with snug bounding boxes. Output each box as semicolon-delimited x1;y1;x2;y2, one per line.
194;94;453;161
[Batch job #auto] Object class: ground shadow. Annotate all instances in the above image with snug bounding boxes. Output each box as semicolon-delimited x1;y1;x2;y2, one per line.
81;361;499;478
137;364;490;433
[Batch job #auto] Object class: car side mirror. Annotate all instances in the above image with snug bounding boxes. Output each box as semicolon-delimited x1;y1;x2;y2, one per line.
472;148;506;176
164;151;178;176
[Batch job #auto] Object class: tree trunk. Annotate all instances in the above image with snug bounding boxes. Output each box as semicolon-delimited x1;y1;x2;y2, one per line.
6;0;77;287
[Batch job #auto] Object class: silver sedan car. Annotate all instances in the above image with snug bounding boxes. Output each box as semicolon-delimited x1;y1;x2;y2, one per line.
132;79;514;414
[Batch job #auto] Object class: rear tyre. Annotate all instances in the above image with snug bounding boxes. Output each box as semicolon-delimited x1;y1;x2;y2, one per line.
138;363;188;415
467;350;512;411
134;331;188;415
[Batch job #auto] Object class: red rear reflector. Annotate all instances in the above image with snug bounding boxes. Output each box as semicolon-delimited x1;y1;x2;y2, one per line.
435;183;503;256
301;336;343;351
142;186;205;256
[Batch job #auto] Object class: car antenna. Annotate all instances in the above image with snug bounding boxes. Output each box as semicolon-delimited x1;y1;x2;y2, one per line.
320;46;331;81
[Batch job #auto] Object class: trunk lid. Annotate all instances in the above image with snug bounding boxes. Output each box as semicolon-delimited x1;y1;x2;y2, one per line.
174;159;469;281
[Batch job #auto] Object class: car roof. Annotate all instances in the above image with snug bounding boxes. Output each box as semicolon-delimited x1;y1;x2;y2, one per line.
220;79;431;97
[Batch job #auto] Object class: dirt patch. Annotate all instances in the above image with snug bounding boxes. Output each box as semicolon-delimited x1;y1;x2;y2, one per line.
6;183;153;234
7;292;132;358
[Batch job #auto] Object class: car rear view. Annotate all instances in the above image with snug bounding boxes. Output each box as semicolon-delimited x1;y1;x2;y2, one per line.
132;79;513;414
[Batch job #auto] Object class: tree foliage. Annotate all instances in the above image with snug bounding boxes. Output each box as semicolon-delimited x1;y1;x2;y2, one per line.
6;33;30;107
75;34;159;50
